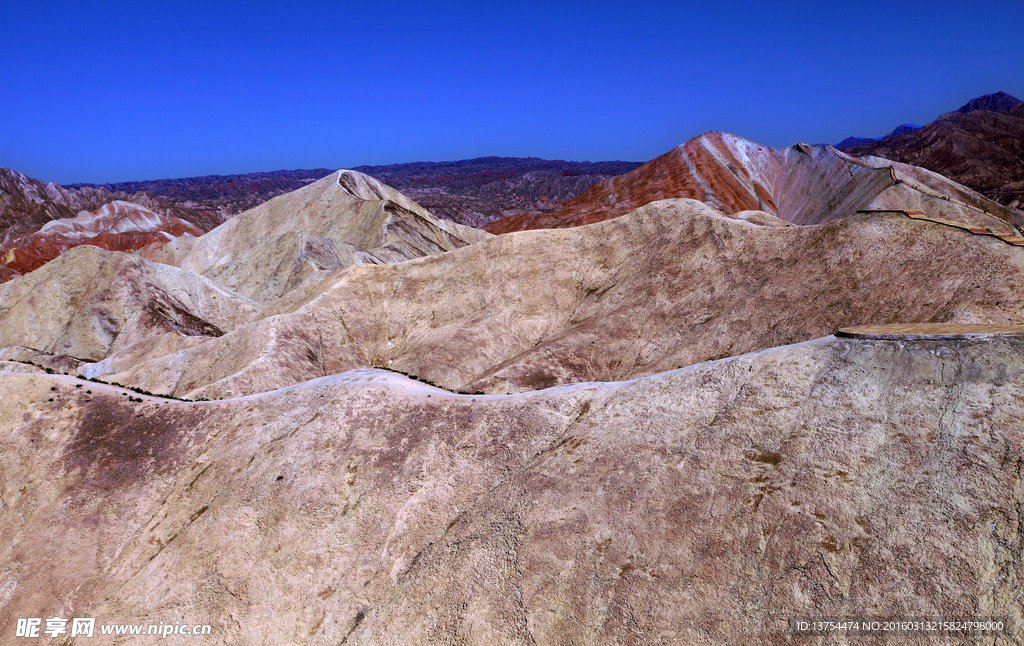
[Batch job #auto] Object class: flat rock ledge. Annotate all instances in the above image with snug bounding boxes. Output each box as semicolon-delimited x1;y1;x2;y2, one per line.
837;323;1024;340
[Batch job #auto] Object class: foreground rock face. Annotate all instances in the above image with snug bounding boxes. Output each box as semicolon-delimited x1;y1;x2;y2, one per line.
1;335;1021;645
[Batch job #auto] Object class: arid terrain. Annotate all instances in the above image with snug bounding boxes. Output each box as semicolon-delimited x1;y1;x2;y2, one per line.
2;94;1023;644
66;158;642;228
838;92;1024;209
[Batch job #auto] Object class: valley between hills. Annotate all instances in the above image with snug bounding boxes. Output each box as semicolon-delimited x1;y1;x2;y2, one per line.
1;93;1023;644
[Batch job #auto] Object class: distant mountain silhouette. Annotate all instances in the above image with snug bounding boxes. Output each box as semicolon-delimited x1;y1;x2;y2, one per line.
69;158;642;228
955;90;1023;114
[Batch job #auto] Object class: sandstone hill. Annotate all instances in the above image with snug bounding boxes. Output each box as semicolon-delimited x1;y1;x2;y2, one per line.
2;141;1023;644
838;92;1024;209
151;170;494;303
485;132;1024;234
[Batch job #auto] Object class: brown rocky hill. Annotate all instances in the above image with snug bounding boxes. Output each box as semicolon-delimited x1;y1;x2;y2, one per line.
2;159;1023;644
485;132;1024;233
838;92;1024;209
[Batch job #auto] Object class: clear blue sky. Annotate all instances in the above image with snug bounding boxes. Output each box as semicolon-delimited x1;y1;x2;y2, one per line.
2;0;1021;184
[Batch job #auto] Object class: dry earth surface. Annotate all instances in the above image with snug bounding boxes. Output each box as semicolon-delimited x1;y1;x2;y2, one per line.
1;136;1023;644
1;335;1022;645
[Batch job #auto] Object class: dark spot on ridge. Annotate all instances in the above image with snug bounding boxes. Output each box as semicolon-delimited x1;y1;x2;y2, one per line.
64;398;206;490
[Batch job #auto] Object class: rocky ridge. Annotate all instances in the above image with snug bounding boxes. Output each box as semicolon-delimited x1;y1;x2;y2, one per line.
485;132;1024;234
1;135;1023;645
838;92;1024;209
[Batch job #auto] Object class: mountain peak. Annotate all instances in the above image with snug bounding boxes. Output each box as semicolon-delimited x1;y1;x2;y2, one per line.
955;91;1023;114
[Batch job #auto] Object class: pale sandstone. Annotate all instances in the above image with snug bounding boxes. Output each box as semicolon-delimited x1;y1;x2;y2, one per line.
0;336;1021;644
171;170;493;303
81;198;1024;400
0;245;260;361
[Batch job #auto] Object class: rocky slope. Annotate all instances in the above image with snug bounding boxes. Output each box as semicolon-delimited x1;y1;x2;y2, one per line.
485;132;1024;233
1;333;1021;644
0;167;221;242
838;92;1024;209
2;146;1022;645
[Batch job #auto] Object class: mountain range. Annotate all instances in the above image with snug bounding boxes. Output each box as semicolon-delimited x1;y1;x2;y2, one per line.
68;158;643;228
1;94;1024;644
837;91;1024;209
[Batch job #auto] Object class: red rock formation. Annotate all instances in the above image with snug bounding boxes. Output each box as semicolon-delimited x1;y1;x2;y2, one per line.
486;133;783;233
1;200;202;277
486;132;1024;234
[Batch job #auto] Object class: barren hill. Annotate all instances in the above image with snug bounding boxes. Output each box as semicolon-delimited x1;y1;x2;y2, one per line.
153;170;494;303
485;132;1024;234
838;92;1024;209
2;143;1023;645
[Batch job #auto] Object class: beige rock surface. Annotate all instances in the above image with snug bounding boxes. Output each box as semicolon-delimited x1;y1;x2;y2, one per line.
0;335;1021;644
89;198;1024;400
171;170;494;303
0;245;260;361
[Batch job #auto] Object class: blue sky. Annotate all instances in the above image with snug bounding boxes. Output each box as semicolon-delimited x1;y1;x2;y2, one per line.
2;0;1021;184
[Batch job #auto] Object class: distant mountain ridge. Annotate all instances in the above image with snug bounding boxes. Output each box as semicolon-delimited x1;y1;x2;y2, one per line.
69;157;643;228
836;124;921;148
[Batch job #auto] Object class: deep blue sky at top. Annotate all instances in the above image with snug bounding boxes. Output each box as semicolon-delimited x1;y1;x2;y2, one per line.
2;0;1021;184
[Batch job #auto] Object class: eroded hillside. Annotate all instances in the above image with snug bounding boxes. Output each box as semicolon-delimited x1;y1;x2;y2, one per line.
1;137;1023;645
